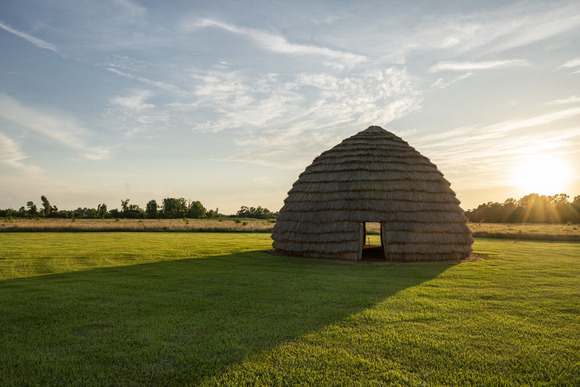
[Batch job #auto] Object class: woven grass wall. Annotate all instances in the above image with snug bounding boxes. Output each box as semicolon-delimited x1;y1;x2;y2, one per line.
271;126;473;262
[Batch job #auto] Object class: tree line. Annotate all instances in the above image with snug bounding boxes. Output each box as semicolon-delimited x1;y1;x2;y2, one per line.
465;193;580;224
0;196;278;220
3;193;578;224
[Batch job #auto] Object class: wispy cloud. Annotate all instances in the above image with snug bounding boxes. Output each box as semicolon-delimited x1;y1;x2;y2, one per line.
0;93;109;160
199;66;419;169
559;58;580;74
100;55;153;72
417;106;580;148
110;90;154;111
561;58;580;69
486;107;580;134
485;4;580;54
0;20;57;52
0;131;41;174
323;2;580;66
432;72;473;89
188;18;367;66
429;59;529;73
106;68;180;92
411;107;580;193
545;95;580;105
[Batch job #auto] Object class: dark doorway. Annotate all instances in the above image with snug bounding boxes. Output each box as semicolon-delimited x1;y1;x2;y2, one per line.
361;222;385;261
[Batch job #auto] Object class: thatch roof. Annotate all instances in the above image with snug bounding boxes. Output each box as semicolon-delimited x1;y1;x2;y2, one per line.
271;126;473;262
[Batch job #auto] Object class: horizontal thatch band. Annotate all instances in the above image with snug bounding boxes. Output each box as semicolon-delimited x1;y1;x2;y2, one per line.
273;231;360;243
297;170;446;183
385;252;470;262
313;154;435;165
284;191;460;204
273;240;472;255
332;135;410;146
303;162;441;174
272;221;470;234
277;210;469;223
280;200;463;213
274;231;473;245
289;181;455;194
331;143;413;154
315;149;431;162
385;232;474;245
273;240;360;254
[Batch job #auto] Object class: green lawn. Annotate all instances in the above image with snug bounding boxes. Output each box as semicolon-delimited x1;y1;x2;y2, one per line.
0;233;578;386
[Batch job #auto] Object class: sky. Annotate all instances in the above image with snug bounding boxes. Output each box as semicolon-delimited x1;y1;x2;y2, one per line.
1;0;579;214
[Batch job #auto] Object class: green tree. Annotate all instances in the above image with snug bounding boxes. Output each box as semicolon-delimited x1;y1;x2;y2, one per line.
121;199;130;217
146;200;158;219
162;198;187;218
40;195;51;217
97;203;107;219
206;208;219;218
236;205;276;219
188;200;207;219
26;201;38;217
126;204;144;219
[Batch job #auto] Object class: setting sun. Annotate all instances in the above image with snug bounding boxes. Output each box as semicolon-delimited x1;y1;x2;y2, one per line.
513;155;572;195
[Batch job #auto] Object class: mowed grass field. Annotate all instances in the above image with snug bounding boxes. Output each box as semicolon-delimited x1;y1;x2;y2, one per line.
0;233;578;385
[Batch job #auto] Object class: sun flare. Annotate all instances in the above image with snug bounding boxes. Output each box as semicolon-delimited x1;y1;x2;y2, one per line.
513;156;572;195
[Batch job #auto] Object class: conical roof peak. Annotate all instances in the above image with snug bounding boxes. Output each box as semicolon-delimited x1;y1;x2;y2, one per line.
344;125;407;144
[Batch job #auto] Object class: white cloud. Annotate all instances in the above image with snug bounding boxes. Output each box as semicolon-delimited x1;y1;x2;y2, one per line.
188;18;367;66
106;68;180;92
0;131;41;174
202;66;420;169
545;96;580;105
190;67;417;134
561;58;580;69
0;20;57;52
432;72;474;89
110;90;154;111
486;107;580;134
417;107;580;150
350;2;580;64
100;55;153;72
560;58;580;74
429;59;529;73
0;93;109;160
485;6;580;54
410;107;580;192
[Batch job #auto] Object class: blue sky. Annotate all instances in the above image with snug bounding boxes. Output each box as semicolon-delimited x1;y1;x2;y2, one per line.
1;0;579;214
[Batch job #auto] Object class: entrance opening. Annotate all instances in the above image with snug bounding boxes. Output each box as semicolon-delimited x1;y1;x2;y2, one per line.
361;222;385;261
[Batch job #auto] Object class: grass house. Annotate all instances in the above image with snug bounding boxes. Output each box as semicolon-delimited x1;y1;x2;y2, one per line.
271;126;473;262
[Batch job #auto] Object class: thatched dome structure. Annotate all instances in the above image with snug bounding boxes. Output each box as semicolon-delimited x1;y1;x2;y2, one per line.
271;126;473;262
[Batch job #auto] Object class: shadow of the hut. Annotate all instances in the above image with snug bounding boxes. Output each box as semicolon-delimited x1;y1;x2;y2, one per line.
0;251;454;384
